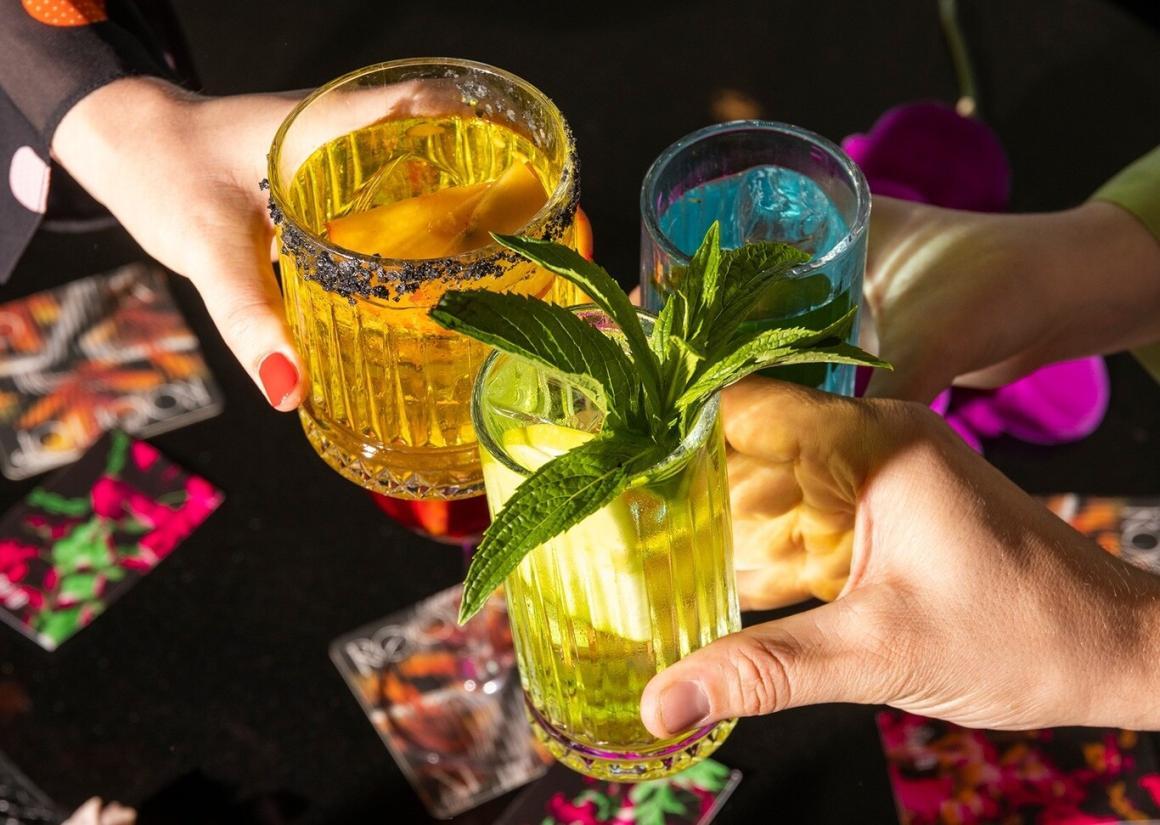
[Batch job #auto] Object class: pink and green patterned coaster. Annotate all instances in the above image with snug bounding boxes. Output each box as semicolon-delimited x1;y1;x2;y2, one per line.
494;760;741;825
0;430;222;650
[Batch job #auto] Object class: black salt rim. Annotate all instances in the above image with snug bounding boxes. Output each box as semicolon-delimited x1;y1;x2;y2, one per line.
261;133;579;305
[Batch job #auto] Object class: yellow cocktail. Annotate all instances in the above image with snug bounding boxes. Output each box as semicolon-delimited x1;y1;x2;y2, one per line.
267;60;583;498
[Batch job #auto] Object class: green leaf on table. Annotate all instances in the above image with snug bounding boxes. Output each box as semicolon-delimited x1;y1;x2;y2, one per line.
431;290;640;429
457;433;659;622
105;430;130;477
575;790;615;820
51;518;113;574
27;488;90;518
674;758;731;791
58;571;102;602
34;606;83;648
630;782;689;825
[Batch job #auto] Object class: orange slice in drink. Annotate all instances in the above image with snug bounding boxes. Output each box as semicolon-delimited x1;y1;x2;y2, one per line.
449;161;548;253
326;181;490;259
325;161;548;260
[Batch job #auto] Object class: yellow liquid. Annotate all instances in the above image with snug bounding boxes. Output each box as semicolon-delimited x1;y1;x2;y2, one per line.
478;365;740;780
278;116;583;498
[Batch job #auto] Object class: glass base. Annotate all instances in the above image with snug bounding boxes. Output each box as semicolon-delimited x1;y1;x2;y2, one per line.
301;412;484;500
524;695;736;782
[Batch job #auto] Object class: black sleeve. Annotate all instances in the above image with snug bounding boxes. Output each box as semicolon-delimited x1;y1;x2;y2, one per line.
0;0;181;284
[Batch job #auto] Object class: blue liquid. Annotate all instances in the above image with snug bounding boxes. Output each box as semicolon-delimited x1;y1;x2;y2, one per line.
653;165;858;395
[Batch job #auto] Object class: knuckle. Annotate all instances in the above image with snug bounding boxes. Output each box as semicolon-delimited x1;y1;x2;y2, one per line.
219;296;278;352
726;633;798;716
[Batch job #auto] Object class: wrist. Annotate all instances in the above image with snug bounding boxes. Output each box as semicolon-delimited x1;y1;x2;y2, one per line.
51;76;193;206
1035;202;1160;361
1075;552;1160;730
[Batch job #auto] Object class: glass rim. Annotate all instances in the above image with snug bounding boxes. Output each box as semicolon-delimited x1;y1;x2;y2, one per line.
267;57;577;268
471;304;721;484
639;119;871;279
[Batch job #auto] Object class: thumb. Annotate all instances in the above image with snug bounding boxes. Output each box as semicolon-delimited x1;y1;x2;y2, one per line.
640;592;894;738
184;220;305;411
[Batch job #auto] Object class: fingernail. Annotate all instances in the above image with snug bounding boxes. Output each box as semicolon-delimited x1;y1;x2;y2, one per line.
658;681;710;735
259;352;298;407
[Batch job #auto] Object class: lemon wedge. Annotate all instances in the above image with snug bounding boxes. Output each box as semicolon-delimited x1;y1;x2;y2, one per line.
482;423;652;642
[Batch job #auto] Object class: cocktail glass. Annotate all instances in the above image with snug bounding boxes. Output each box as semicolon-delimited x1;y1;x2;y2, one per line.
266;58;584;500
640;120;870;396
473;306;740;782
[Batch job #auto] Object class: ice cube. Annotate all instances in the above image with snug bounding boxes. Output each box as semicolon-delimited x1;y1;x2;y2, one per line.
735;165;839;256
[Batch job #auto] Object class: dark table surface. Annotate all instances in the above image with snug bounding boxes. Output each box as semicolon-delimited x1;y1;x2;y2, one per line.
2;1;1159;822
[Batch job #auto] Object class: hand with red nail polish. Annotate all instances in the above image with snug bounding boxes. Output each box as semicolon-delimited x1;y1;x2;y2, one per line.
52;77;309;410
258;352;299;411
52;77;476;411
640;378;1160;739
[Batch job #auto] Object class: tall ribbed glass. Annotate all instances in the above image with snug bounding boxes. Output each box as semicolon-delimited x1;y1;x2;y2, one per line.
267;59;583;499
473;307;740;782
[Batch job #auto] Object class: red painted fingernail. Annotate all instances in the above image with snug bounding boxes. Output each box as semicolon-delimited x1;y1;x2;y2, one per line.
259;352;298;407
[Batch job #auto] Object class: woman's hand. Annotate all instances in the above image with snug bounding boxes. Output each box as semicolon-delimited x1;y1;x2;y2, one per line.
50;76;466;410
863;196;1160;402
642;378;1160;737
52;77;305;409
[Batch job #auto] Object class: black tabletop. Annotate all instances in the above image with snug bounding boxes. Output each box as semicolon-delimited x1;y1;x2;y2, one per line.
2;1;1159;823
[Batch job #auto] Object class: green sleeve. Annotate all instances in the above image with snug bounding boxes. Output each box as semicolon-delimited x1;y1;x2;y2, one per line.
1091;146;1160;382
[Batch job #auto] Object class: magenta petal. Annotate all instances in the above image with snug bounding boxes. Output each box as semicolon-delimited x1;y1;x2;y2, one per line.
131;441;159;471
90;476;126;520
950;392;1009;439
929;388;952;416
984;358;1110;444
840;101;1010;212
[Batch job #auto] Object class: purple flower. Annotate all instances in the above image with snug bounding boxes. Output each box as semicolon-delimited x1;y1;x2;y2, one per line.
843;101;1009;212
843;102;1109;449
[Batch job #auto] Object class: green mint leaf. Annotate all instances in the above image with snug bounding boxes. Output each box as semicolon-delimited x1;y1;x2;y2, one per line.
459;433;657;622
491;233;663;421
431;290;639;430
745;272;833;322
683;222;721;341
711;305;859;362
708;241;812;348
718;240;812;307
676;337;889;425
698;222;725;317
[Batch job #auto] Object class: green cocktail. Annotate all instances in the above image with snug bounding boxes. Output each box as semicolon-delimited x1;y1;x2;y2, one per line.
474;308;739;781
428;223;886;784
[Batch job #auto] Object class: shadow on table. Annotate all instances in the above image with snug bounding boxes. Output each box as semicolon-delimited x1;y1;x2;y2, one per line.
136;771;307;825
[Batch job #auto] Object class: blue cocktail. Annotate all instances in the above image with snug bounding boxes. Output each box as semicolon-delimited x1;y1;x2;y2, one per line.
641;121;869;395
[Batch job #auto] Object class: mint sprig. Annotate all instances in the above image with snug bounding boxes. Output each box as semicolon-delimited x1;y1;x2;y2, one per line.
456;433;663;621
431;222;890;622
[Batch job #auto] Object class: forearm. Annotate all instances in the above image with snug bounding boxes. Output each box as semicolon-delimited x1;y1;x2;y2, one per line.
51;76;189;206
1080;551;1160;730
1035;201;1160;363
0;4;169;138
